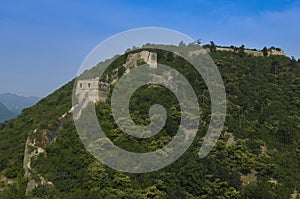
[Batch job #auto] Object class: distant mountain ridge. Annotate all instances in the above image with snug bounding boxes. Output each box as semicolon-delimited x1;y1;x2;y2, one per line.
0;93;40;114
0;102;16;122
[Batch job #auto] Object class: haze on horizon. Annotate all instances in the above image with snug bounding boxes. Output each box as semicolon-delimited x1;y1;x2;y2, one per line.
1;0;300;98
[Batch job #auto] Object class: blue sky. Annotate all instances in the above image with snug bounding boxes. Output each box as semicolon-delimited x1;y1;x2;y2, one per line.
0;0;300;97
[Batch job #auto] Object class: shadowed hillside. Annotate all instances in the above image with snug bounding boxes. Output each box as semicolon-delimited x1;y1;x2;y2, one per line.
0;102;16;123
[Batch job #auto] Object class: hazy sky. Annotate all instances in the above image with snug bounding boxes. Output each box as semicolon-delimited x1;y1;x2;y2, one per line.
1;0;300;97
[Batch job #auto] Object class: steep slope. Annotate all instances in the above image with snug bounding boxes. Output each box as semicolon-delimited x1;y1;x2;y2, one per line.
0;102;16;122
0;45;299;198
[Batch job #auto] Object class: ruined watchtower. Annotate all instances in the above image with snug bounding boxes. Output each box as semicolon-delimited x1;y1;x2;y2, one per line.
75;77;110;103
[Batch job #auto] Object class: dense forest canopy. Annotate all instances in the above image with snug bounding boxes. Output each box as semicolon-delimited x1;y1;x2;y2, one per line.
0;44;300;198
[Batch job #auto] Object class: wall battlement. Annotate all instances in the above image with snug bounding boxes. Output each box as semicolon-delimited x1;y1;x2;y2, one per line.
75;77;110;103
213;47;285;56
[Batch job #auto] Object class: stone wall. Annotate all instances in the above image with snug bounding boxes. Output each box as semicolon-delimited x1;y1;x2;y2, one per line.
216;47;234;52
269;49;285;56
124;50;157;69
74;51;157;105
75;78;100;103
244;50;263;56
75;77;110;103
214;46;285;57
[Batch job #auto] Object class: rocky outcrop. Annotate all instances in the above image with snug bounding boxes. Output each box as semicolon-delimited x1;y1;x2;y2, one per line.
225;132;236;146
23;109;72;194
124;50;157;69
23;136;48;194
23;137;44;195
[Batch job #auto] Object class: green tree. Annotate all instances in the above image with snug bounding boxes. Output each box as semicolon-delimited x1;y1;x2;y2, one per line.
210;41;217;53
262;47;268;57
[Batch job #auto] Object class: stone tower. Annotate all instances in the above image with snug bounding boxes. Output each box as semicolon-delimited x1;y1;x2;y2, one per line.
75;77;110;103
148;52;157;68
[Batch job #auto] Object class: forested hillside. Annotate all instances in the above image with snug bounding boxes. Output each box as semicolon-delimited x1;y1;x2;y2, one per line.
0;45;299;198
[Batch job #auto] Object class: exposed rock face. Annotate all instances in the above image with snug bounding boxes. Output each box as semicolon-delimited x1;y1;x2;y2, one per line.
0;175;14;191
23;109;72;194
225;132;236;146
23;136;49;194
23;137;32;178
23;120;65;195
124;50;157;69
241;170;257;186
291;189;300;199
